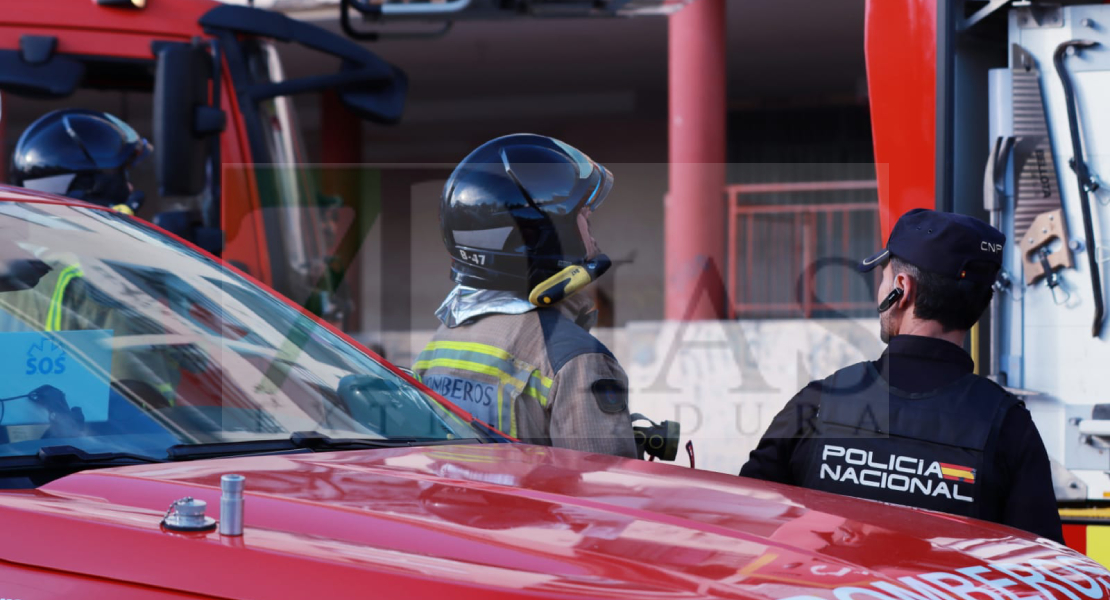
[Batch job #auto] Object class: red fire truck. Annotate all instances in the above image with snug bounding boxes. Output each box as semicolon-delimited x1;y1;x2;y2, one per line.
866;0;1110;560
0;0;409;326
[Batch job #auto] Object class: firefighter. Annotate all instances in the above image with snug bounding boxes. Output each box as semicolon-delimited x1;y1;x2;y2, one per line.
2;109;175;406
740;208;1064;543
413;134;637;459
6;109;153;333
11;109;150;213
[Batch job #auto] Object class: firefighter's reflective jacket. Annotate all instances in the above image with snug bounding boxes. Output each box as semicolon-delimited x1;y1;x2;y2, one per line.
797;362;1018;520
414;289;638;459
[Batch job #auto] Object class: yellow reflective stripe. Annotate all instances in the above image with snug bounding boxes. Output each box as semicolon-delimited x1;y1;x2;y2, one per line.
155;383;176;407
499;383;510;436
413;357;549;406
523;384;546;405
414;358;513;385
424;340;513;362
46;266;83;332
423;341;553;388
416;343;551;410
413;357;546;432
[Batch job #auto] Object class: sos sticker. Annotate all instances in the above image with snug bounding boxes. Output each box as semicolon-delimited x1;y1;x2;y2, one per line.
1;330;113;425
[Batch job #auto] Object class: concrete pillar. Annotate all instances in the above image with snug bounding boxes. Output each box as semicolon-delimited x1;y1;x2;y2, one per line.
666;0;728;320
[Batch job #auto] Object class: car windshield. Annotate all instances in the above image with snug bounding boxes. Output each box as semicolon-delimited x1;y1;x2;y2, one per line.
0;200;481;465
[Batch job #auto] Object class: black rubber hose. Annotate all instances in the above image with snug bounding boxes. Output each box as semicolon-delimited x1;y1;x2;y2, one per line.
1053;40;1105;337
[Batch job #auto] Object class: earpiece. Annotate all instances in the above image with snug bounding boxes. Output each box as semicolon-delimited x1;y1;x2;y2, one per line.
878;287;904;313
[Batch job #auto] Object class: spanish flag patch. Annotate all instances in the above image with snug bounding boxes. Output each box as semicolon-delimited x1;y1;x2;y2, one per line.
940;463;976;483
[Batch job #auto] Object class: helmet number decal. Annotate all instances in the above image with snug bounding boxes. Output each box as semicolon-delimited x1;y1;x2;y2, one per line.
458;249;487;266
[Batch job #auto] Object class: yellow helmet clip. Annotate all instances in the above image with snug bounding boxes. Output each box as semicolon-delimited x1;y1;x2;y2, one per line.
527;255;612;307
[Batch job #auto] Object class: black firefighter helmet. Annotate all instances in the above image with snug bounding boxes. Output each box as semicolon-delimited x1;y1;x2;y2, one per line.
440;134;613;293
11;109;151;208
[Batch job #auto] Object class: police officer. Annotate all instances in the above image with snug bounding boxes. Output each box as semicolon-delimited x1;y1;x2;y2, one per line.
740;209;1063;543
413;134;638;459
11;109;150;213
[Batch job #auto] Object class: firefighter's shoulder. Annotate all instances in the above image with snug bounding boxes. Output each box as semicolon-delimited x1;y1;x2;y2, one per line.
532;308;613;373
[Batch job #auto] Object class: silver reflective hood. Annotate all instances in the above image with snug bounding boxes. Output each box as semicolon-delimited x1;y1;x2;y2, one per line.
436;285;597;330
435;285;536;328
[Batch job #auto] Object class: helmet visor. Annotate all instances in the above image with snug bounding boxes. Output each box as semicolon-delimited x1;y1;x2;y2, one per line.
583;164;613;212
551;138;612;212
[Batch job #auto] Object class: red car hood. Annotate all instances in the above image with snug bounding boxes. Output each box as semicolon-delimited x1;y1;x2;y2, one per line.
0;444;1098;599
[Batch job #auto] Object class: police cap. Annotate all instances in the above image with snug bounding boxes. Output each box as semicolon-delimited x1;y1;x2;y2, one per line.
858;208;1006;285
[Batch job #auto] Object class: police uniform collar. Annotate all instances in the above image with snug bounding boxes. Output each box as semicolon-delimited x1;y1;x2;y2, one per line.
881;335;974;373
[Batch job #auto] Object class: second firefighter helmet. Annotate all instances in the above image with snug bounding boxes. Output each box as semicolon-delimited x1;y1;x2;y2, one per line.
440;134;613;292
11;109;151;207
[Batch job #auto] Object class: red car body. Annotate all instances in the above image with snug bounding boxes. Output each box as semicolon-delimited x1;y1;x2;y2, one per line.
0;442;1101;600
0;188;1102;599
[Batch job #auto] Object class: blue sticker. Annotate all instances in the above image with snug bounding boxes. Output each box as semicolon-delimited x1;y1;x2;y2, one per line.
0;330;113;425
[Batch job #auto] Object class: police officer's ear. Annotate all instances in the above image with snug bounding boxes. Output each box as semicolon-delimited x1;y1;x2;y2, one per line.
892;272;915;310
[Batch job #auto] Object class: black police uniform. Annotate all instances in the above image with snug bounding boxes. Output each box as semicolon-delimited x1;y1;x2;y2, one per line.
740;209;1064;544
740;335;1063;543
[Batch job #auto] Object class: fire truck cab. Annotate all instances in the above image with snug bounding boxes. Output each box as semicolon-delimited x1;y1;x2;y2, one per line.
0;0;406;325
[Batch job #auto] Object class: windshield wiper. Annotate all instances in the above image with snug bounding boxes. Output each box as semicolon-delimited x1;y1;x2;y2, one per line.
166;431;481;461
0;445;164;473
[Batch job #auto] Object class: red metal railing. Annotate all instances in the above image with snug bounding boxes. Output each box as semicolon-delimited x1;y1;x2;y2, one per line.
726;180;881;319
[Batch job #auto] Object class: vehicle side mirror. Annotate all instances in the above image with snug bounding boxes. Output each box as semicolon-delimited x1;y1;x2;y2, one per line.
153;43;226;197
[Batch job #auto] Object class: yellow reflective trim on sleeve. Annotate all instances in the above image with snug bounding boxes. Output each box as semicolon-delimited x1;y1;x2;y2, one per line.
45;266;83;332
523;383;546;406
